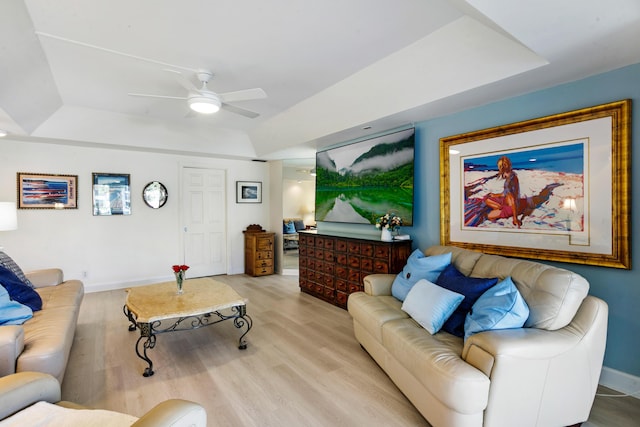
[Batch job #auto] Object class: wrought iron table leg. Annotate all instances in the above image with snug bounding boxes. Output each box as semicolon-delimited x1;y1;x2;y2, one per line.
123;304;137;331
135;323;156;377
234;305;253;350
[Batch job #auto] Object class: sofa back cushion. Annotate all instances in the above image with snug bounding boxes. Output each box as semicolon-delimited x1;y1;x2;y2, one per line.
425;245;481;276
425;245;589;331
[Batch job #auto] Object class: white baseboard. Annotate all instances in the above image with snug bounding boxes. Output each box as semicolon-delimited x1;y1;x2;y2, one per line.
599;366;640;398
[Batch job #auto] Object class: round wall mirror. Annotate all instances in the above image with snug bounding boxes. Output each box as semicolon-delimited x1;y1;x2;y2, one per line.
142;181;168;209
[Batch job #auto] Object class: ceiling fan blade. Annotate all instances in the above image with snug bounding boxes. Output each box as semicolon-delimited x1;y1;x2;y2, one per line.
219;88;267;103
164;69;199;92
128;92;187;100
221;103;260;119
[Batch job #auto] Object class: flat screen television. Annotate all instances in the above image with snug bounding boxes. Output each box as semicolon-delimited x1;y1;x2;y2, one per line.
315;127;414;226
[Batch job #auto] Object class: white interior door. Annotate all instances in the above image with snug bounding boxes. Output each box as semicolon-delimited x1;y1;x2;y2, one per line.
182;167;226;277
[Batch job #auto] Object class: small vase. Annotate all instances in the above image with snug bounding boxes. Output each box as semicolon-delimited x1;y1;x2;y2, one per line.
380;227;393;242
175;271;184;294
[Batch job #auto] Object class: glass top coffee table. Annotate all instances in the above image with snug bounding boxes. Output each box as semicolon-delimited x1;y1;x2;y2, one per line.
123;277;252;377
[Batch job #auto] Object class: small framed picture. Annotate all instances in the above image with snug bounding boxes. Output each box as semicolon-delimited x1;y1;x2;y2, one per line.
92;173;131;216
17;172;78;209
236;181;262;203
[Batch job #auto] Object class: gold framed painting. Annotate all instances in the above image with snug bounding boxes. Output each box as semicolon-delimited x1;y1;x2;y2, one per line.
440;99;631;269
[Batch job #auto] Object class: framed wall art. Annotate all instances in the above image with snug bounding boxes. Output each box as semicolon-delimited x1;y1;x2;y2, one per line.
236;181;262;203
92;173;131;216
440;99;631;269
17;172;78;209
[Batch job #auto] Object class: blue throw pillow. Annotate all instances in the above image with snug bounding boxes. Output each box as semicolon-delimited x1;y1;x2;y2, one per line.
464;276;529;340
391;250;452;301
0;284;33;325
294;220;305;231
435;264;498;337
0;265;42;311
283;221;296;234
401;279;464;334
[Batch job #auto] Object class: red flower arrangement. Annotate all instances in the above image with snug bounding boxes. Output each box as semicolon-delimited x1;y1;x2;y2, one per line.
172;265;189;294
172;265;190;274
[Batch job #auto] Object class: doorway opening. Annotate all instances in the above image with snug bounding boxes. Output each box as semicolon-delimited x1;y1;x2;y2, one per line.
282;159;316;274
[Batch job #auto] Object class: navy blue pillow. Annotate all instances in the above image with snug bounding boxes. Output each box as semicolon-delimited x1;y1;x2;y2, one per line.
0;265;42;311
435;264;498;337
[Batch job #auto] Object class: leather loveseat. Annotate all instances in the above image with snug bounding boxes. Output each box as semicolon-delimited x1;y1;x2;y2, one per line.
0;268;83;383
0;371;206;426
348;245;608;427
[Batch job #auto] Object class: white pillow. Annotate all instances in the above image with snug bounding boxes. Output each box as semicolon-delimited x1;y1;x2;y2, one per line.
401;278;464;334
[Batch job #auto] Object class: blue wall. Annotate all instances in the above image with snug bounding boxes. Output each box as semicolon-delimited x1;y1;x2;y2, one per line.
410;63;640;376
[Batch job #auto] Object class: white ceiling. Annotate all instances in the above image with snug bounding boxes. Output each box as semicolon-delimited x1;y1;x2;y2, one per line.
1;0;639;160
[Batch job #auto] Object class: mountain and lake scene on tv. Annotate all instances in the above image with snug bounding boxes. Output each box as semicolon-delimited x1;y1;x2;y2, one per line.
315;128;414;225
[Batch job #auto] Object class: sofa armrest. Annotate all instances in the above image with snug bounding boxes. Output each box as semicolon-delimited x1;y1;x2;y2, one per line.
132;399;207;427
0;372;61;420
0;326;25;377
362;274;395;296
462;296;607;365
25;268;64;288
461;296;607;426
463;326;581;362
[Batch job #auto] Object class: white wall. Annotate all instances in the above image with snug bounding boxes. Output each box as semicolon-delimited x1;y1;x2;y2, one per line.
283;179;315;225
0;138;269;292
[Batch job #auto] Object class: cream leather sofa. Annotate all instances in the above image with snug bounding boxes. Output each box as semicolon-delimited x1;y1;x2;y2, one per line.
0;371;206;426
348;245;608;427
0;268;83;383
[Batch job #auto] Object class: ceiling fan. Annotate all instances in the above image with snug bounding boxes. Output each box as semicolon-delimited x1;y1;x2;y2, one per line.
128;69;267;118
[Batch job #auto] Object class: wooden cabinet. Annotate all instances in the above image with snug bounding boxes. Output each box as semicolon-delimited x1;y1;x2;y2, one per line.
298;231;411;309
244;225;275;277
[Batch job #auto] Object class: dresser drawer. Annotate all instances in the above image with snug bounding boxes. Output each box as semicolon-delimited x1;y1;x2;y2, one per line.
256;238;273;250
255;266;274;276
374;245;390;258
373;260;389;273
256;258;273;268
256;251;272;260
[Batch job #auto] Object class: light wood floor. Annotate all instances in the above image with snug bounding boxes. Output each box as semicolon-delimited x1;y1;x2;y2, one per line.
62;274;640;426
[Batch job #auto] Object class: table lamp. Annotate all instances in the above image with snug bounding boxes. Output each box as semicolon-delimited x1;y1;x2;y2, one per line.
0;201;18;251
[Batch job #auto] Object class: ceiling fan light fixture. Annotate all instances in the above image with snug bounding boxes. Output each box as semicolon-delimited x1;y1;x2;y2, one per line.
188;95;221;114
